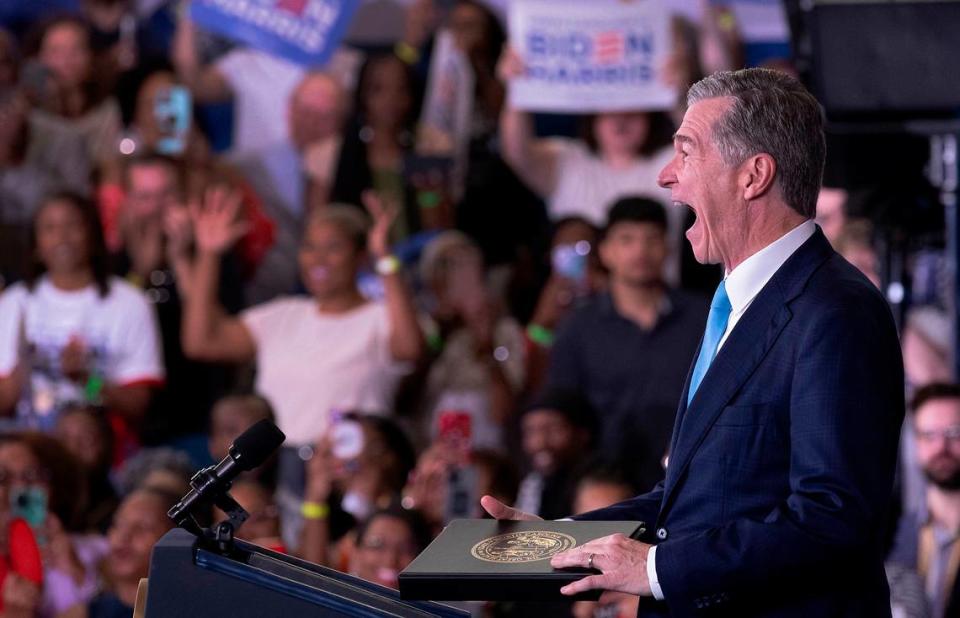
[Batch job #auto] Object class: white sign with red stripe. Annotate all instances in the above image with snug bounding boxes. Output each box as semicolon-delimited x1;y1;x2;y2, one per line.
508;0;676;113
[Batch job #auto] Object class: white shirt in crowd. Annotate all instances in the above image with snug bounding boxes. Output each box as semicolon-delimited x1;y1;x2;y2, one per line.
647;218;817;600
241;297;410;445
216;48;305;157
0;276;164;429
546;139;683;284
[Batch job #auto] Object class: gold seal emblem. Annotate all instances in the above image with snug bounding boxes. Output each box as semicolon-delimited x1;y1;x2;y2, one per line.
471;531;577;563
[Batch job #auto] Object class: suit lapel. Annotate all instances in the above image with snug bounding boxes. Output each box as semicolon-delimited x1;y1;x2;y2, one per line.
658;228;835;517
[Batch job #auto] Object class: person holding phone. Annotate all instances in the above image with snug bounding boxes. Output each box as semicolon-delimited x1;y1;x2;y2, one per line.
524;216;603;394
298;413;417;564
0;432;106;616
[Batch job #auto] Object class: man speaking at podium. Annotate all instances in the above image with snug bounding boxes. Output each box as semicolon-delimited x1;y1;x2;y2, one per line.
482;68;905;616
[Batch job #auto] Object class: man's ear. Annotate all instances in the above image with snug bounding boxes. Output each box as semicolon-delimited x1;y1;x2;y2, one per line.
742;153;777;201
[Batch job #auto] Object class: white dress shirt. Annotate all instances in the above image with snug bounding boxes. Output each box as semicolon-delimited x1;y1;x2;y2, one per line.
647;219;817;600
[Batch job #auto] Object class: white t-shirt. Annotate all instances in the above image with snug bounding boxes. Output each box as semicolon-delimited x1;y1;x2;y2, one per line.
0;277;164;430
547;139;683;284
216;47;364;159
216;48;305;157
241;297;409;445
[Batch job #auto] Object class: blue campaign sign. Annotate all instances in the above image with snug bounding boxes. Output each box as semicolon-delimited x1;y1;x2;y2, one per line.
190;0;360;67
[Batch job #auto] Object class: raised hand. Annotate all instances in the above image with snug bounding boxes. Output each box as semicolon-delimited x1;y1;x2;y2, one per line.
496;47;526;84
304;437;335;503
189;185;248;256
403;0;439;50
530;274;577;330
361;190;398;260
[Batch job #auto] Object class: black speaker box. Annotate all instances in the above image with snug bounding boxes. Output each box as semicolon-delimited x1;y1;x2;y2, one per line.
804;0;960;117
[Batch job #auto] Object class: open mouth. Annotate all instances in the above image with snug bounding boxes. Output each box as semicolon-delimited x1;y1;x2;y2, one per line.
308;266;330;283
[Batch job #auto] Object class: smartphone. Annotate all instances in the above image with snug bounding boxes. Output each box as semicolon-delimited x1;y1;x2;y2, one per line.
154;85;191;156
551;242;591;283
9;486;48;530
330;416;365;462
438;409;476;522
444;464;478;523
18;60;55;110
437;410;472;461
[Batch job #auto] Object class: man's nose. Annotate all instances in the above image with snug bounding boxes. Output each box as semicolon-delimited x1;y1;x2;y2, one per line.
657;158;676;189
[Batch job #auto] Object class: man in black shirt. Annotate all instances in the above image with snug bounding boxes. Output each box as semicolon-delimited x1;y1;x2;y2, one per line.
546;196;708;490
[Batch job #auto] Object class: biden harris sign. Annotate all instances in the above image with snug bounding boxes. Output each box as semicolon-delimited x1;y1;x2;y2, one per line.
190;0;360;67
508;0;676;113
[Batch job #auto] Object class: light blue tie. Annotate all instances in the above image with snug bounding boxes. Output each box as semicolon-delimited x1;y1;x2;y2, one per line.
687;281;732;405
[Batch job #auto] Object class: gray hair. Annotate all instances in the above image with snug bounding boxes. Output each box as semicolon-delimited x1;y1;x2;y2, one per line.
687;68;825;219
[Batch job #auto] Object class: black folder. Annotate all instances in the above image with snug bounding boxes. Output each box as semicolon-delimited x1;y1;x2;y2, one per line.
398;519;645;602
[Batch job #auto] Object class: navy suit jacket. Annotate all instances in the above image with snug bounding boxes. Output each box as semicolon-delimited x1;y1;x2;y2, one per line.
575;228;904;617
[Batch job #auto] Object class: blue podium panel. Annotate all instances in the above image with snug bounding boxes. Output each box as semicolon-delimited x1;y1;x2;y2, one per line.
145;528;467;617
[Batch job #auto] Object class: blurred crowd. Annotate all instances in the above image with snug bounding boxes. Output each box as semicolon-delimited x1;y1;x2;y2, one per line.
0;1;955;617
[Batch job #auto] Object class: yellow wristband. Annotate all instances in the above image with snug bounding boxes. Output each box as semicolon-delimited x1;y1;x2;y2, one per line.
395;41;421;65
301;501;330;520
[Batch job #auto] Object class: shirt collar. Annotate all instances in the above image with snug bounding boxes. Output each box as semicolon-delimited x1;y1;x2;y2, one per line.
724;220;817;315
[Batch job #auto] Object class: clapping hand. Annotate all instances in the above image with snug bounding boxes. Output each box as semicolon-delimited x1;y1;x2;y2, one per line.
60;336;90;383
189;185;248;256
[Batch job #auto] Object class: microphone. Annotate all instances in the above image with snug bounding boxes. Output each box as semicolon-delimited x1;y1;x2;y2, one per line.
168;419;285;530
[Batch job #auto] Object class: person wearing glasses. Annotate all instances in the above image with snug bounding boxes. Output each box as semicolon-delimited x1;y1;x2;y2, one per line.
889;383;960;618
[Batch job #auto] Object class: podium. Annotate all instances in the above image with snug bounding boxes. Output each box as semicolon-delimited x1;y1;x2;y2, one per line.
142;528;468;617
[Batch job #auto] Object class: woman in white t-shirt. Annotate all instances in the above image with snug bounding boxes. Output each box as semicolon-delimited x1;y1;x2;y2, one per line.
181;188;424;447
0;193;164;434
496;49;684;282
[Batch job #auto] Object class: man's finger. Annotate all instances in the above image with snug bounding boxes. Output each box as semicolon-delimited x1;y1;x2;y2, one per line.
479;495;540;521
560;574;607;596
551;545;606;570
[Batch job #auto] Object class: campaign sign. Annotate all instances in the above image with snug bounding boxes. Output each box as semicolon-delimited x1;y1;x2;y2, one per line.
508;0;676;112
190;0;360;67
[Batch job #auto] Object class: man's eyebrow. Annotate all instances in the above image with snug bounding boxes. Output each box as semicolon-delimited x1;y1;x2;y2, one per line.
673;133;696;148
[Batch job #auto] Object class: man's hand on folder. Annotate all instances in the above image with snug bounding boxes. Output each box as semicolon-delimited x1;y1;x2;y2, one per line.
551;535;653;597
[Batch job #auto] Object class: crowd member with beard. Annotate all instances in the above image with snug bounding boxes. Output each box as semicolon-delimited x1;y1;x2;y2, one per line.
544;197;707;490
889;383;960;618
514;388;595;520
